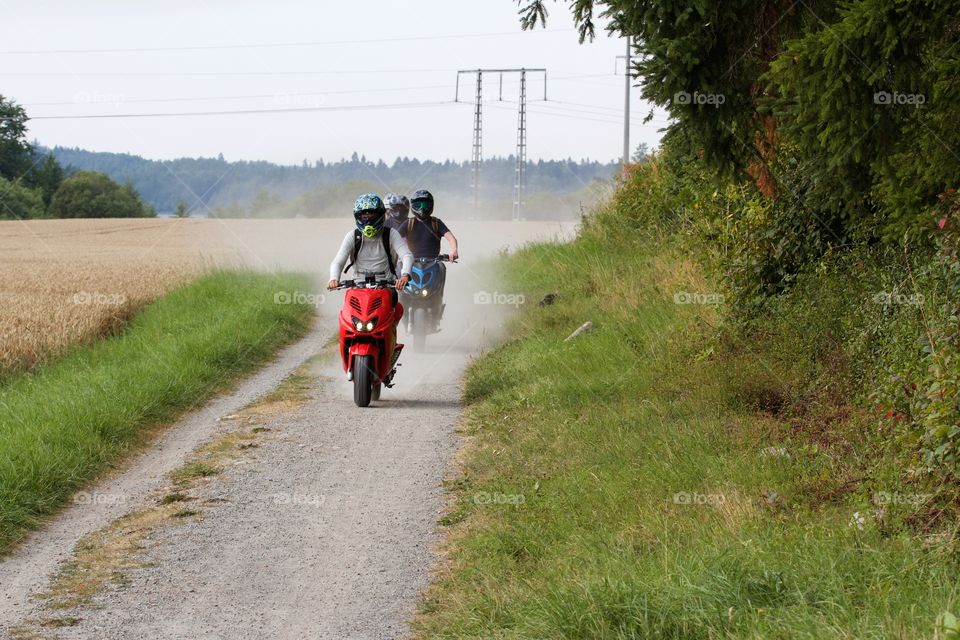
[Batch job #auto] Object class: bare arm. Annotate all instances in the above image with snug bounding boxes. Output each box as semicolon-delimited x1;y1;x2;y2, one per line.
443;231;459;261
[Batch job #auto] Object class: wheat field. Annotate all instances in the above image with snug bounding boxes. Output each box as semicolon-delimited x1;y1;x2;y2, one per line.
0;218;267;372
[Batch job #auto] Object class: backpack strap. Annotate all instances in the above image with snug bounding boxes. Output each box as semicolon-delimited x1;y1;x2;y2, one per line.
343;229;362;274
345;228;397;278
407;218;415;235
382;230;397;278
431;218;438;234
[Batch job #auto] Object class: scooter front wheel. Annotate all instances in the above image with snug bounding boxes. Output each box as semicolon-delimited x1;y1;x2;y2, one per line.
412;308;427;352
353;355;374;407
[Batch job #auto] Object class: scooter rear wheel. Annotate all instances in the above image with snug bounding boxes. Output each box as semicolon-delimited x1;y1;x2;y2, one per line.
353;355;374;407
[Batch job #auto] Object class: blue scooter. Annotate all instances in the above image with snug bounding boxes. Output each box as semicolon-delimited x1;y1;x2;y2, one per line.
401;254;453;351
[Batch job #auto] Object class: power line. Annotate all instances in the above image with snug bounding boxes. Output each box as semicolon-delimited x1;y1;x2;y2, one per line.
0;28;576;56
21;76;614;108
494;100;655;126
486;101;658;128
23;83;455;107
0;69;456;78
26;100;457;120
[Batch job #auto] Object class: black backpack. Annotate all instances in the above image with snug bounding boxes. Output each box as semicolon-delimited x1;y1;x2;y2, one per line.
343;229;397;278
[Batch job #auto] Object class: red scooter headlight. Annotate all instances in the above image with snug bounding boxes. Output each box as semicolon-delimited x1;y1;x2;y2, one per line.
350;316;378;332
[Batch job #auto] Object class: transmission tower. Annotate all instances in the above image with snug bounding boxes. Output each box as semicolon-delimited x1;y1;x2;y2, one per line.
512;70;527;220
456;68;546;217
471;72;483;208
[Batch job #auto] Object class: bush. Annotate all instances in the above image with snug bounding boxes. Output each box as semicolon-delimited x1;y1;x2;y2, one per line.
874;191;960;478
49;171;154;218
0;177;46;219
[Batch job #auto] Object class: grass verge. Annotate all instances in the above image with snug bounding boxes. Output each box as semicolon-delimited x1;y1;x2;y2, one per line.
0;270;314;554
414;230;959;639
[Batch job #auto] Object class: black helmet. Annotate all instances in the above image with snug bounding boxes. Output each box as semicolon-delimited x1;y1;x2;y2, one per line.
410;189;434;220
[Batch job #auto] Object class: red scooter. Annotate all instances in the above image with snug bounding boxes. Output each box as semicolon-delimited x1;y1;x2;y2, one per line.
332;277;405;407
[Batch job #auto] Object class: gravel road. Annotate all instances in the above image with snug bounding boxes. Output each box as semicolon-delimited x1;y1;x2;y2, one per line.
0;220;573;639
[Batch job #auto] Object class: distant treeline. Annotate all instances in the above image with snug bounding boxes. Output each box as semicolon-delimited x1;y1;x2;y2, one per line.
202;179;612;221
48;146;619;215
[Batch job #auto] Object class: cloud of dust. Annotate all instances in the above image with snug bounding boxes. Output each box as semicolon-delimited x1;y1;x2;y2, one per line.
208;218;575;403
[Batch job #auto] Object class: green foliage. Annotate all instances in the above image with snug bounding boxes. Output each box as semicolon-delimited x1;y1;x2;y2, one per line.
23;153;65;208
49;171;155;218
617;146;960;484
874;191;960;477
0;95;32;180
0;177;45;220
173;199;190;218
764;0;960;241
521;0;960;245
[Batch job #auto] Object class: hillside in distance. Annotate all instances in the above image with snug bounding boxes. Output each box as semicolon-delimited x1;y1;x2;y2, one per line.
48;146;618;218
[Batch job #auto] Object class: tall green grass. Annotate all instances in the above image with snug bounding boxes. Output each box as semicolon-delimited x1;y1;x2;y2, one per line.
415;230;959;639
0;270;314;553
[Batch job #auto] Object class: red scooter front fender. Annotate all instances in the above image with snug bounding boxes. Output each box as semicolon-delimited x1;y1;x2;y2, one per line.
347;342;379;376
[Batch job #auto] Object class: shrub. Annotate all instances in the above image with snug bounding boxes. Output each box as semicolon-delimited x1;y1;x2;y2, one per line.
0;177;45;219
49;171;154;218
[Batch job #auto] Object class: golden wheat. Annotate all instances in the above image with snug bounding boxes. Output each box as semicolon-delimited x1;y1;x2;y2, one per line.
0;218;250;372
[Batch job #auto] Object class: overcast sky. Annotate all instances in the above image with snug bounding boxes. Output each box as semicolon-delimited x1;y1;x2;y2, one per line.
3;0;667;165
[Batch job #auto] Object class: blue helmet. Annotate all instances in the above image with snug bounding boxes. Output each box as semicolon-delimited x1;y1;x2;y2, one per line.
353;194;386;237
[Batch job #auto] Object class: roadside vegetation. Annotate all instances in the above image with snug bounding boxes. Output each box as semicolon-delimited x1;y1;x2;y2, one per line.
417;165;959;638
419;2;960;637
1;95;153;219
0;270;314;554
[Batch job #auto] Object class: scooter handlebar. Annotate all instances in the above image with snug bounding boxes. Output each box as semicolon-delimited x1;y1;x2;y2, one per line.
330;278;396;290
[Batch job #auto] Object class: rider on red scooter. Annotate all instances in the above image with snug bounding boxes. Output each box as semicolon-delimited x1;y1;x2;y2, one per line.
327;193;412;295
327;194;414;406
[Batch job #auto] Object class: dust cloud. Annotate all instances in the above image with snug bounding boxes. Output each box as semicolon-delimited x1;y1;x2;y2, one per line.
204;218;576;402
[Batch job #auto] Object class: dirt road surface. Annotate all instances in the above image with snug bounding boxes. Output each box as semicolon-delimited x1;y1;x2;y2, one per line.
0;219;573;639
